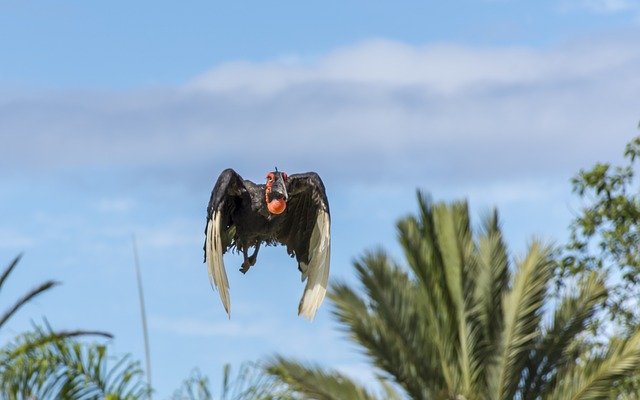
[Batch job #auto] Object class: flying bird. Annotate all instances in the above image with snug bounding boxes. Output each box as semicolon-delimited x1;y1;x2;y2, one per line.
203;168;331;320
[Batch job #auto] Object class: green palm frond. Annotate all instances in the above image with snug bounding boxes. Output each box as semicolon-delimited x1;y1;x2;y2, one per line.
431;201;477;393
473;210;509;341
0;328;148;399
492;241;553;399
0;280;60;330
396;198;460;393
222;362;294;400
172;362;293;400
471;210;510;392
266;193;640;400
330;251;434;399
0;254;23;292
265;356;382;400
0;255;60;331
520;272;607;399
1;322;112;364
377;379;404;400
545;329;640;400
171;369;212;400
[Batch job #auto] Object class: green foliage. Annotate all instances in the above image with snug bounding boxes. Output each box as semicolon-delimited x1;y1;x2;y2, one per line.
0;327;148;399
565;135;640;330
266;357;382;400
520;273;607;398
0;254;60;332
266;194;640;400
0;255;149;399
171;363;293;400
544;330;640;400
172;369;213;400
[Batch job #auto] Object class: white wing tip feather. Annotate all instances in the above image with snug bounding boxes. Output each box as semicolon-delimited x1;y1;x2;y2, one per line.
298;211;331;321
298;283;328;321
206;212;231;318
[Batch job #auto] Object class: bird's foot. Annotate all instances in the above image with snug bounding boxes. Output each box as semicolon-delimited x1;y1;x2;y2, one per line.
239;254;257;274
239;244;261;274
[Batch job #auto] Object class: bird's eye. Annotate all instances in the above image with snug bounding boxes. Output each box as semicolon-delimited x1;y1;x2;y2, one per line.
282;173;288;181
266;173;274;181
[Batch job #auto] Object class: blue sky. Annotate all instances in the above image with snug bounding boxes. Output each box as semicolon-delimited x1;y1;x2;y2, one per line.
1;0;640;397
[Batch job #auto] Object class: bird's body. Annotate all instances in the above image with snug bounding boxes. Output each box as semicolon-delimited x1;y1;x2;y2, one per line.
204;168;331;320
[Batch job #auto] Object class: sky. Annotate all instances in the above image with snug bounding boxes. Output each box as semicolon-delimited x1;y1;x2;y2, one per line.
1;0;640;397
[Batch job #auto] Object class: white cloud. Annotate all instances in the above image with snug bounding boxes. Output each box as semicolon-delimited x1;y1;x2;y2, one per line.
2;36;639;189
187;38;638;96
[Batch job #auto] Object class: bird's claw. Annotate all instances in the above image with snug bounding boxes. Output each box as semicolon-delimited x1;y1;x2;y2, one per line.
239;255;257;274
239;263;250;274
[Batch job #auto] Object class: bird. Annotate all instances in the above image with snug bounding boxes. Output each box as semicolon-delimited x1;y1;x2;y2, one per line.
203;168;331;320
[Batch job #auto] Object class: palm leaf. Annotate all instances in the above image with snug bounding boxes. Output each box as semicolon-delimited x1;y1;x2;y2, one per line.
266;195;640;400
471;210;510;393
396;198;460;392
0;280;60;330
520;272;607;399
0;329;148;399
491;241;553;399
545;329;640;400
222;362;293;400
0;255;61;331
330;251;435;399
265;356;380;400
431;201;477;393
171;369;212;400
172;363;292;400
0;254;22;292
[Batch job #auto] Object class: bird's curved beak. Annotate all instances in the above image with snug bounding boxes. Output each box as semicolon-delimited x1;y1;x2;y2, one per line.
269;175;289;202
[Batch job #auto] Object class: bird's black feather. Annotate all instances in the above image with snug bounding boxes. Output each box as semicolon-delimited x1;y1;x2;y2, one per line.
203;168;330;318
204;169;329;268
278;173;330;266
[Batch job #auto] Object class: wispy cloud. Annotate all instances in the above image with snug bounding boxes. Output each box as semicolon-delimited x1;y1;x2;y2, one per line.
188;38;638;96
2;36;639;189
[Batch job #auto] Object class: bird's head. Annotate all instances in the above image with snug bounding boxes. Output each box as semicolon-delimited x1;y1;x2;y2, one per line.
265;170;288;215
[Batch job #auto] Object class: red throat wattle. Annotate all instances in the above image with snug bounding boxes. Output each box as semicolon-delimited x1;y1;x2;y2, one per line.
267;198;287;214
265;177;287;215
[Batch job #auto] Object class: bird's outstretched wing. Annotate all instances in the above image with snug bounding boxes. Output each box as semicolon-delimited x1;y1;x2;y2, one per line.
279;172;331;320
204;168;245;317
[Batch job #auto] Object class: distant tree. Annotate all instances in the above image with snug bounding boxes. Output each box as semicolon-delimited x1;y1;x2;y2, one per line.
0;255;149;399
171;363;293;400
562;134;640;333
265;194;640;399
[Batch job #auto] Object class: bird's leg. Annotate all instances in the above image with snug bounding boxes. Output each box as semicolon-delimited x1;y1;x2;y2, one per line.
239;243;261;274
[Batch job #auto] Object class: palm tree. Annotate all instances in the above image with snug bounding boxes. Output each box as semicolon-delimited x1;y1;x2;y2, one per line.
0;255;149;399
266;193;640;399
0;254;62;333
171;363;294;400
0;328;148;399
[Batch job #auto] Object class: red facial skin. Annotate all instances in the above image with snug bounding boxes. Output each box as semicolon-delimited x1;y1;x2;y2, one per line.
265;172;287;215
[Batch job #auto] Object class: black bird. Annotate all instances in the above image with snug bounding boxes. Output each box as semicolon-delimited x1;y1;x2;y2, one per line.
204;168;331;320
